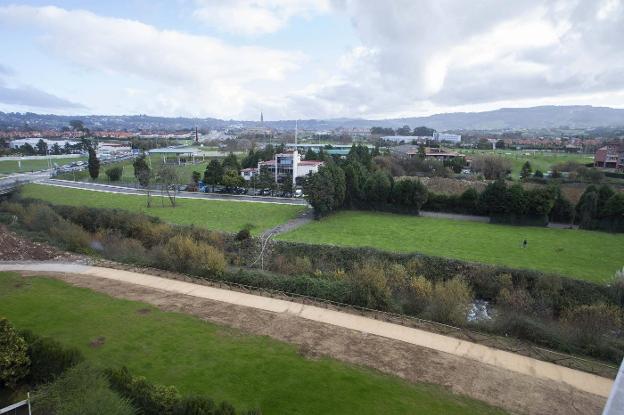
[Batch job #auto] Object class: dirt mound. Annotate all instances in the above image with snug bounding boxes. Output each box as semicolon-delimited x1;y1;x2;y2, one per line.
0;225;83;261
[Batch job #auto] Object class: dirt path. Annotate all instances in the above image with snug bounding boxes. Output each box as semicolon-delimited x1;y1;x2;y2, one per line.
262;208;314;236
0;262;610;415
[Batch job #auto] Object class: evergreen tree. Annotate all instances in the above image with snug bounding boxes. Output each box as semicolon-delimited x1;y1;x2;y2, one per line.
87;147;100;180
221;152;241;173
520;161;532;180
204;159;224;192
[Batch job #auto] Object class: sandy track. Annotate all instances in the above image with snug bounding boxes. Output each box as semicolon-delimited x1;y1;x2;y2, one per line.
2;264;609;415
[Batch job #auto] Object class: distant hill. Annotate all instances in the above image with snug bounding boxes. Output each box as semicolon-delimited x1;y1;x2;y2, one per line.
1;105;623;132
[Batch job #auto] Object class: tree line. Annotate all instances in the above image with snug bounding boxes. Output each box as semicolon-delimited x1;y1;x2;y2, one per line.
304;144;428;217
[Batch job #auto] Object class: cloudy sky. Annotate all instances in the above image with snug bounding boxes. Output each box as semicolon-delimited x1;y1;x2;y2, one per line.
0;0;623;120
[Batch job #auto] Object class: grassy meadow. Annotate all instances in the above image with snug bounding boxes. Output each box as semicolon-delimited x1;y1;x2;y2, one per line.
0;156;87;174
278;211;624;282
461;149;594;178
0;273;506;415
20;184;304;234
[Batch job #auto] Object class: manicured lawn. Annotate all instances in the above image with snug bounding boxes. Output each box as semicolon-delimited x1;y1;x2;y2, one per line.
0;156;87;174
21;184;304;234
278;211;624;282
0;273;505;415
462;149;593;178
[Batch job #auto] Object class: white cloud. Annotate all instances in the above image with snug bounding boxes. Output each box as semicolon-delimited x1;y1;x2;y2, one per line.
192;0;331;35
0;5;305;117
289;0;624;118
1;1;624;119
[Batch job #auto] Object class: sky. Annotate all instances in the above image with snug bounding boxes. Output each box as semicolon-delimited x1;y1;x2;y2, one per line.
0;0;623;120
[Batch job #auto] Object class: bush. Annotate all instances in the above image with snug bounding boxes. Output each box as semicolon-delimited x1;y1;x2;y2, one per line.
107;366;179;415
22;203;62;232
99;232;151;265
235;227;251;242
405;276;432;314
158;235;226;276
345;262;392;310
49;221;92;253
106;166;124;182
0;318;30;388
173;396;217;415
107;367;247;415
21;330;84;386
32;363;134;415
427;277;474;325
562;303;622;345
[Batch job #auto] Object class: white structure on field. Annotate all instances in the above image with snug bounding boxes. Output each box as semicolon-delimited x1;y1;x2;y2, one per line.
240;120;324;184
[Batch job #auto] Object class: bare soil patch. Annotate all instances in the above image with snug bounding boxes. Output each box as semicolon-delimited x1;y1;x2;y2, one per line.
36;272;606;415
89;336;106;348
0;225;85;261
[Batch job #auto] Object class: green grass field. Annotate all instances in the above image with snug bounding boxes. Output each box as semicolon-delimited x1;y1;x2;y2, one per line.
0;273;505;415
55;155;207;184
0;156;87;174
462;149;593;178
21;184;304;234
278;211;624;282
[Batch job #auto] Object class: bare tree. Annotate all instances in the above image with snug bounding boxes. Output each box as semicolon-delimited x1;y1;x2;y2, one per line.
471;154;512;180
156;164;180;207
133;155;152;207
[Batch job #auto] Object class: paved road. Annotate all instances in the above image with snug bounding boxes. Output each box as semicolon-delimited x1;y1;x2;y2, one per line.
0;260;613;398
39;179;309;206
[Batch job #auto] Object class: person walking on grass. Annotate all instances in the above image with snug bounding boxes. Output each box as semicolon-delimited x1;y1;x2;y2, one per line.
522;239;528;249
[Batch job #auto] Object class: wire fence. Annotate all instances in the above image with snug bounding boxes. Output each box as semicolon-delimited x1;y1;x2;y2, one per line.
95;259;619;379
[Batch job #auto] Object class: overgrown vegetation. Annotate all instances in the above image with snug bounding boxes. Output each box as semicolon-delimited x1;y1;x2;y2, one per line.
1;196;623;364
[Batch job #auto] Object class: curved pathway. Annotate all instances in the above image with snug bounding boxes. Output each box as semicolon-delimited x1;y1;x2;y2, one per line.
0;260;613;399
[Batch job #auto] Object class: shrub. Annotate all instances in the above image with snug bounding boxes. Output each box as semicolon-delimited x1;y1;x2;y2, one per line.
345;262;392;310
0;318;30;388
49;221;92;253
33;363;134;415
173;396;217;415
270;255;313;276
405;276;432;314
107;366;179;415
158;235;226;276
99;232;151;265
562;303;622;345
106;166;124;182
20;330;84;386
427;277;474;325
235;227;251;242
496;286;535;314
130;220;173;248
22;203;62;232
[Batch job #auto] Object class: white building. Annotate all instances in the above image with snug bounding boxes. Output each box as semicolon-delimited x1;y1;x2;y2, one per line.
240;150;323;185
9;138;79;149
433;132;462;143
